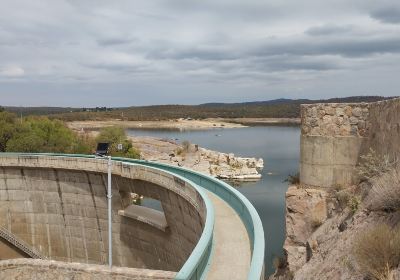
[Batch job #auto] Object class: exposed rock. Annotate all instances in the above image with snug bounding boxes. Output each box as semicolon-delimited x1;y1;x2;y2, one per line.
129;136;263;181
270;184;400;280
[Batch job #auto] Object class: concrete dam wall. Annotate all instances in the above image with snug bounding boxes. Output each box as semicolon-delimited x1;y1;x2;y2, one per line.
0;156;207;275
300;97;400;187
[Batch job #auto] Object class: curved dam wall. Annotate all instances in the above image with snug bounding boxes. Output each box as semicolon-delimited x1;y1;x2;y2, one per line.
300;97;400;187
0;155;207;273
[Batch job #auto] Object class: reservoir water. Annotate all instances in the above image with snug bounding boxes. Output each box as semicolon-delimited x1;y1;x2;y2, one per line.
127;126;300;276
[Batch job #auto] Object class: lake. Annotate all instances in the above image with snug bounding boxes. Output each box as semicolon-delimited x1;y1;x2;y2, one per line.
126;126;300;276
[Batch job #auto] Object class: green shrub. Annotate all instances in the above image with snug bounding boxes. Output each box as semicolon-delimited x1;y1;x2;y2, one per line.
348;196;361;213
357;149;396;182
284;172;300;185
5;117;92;154
96;126;140;159
366;166;400;212
353;223;400;280
0;111;18;152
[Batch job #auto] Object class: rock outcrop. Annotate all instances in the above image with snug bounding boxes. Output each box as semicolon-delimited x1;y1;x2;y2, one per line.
129;136;263;181
270;184;400;280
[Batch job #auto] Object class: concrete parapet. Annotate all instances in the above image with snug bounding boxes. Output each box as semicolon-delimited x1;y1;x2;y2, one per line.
300;135;363;188
0;258;176;279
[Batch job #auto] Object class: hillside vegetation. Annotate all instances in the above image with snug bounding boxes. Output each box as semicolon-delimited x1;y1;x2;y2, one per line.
3;96;388;122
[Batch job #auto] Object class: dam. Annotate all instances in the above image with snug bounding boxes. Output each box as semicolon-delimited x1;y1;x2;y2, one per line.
0;154;264;279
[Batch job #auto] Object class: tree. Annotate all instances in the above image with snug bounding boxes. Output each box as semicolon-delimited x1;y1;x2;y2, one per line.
5;117;94;154
0;111;18;152
96;126;140;159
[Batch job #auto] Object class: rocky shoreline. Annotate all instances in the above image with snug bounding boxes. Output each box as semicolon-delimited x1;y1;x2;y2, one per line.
129;135;264;181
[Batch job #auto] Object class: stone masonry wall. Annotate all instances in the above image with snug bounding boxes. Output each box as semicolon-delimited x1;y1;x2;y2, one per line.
361;98;400;159
0;259;176;279
301;103;370;137
300;97;400;188
0;156;207;273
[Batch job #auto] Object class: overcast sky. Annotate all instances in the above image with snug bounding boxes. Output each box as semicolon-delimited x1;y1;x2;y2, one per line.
1;0;400;107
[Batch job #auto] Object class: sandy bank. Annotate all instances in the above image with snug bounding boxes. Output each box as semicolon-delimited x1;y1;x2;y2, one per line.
67;118;246;131
67;117;300;131
222;118;300;125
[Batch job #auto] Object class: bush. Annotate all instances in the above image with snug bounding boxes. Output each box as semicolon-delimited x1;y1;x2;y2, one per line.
0;111;18;152
336;190;351;209
353;223;400;280
182;140;190;150
366;166;400;212
96;126;140;159
284;172;300;185
357;149;397;182
348;196;361;213
5;117;93;154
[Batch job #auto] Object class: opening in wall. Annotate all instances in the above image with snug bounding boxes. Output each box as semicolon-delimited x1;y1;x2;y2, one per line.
118;193;168;232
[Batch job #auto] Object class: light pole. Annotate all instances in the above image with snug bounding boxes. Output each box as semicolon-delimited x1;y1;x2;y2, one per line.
95;143;113;269
107;155;112;269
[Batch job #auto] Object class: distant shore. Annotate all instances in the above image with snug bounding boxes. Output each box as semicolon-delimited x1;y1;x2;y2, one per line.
221;117;300;126
67;117;300;131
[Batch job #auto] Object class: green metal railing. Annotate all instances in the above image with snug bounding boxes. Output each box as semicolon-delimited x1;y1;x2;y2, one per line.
120;159;265;280
0;153;265;280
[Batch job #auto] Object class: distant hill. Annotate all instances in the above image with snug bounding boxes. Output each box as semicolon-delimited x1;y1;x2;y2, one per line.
3;107;80;116
1;96;393;121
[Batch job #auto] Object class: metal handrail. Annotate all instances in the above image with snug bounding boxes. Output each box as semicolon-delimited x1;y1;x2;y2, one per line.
0;226;45;259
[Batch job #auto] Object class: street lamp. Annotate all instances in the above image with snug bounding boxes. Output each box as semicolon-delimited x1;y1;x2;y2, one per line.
95;143;113;269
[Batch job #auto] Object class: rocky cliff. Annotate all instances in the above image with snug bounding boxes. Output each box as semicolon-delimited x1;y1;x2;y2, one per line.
270;172;400;280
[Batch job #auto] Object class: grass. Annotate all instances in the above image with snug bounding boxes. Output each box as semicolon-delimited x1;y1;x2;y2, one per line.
175;140;191;157
366;166;400;212
357;149;397;182
353;223;400;280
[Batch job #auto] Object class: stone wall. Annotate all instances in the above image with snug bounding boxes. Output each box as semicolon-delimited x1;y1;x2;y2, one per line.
0;259;176;279
300;97;400;188
361;98;400;159
301;103;370;137
0;156;207;272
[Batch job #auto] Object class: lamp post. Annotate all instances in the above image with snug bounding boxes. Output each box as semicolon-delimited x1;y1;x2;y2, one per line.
95;143;113;269
107;155;112;269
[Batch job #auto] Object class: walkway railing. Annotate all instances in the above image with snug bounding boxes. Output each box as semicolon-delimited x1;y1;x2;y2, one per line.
121;158;265;280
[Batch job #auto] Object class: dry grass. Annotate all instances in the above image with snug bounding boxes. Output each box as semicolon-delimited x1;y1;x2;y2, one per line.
366;166;400;212
353;223;400;280
336;190;351;209
357;149;397;182
310;215;324;229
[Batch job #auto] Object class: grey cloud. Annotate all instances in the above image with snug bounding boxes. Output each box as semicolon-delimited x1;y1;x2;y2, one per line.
305;25;353;36
253;35;400;58
97;37;136;46
370;7;400;23
0;0;400;106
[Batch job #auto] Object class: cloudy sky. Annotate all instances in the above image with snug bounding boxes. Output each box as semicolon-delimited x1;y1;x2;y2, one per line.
1;0;400;107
